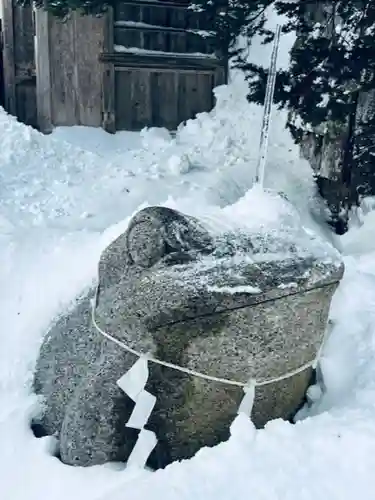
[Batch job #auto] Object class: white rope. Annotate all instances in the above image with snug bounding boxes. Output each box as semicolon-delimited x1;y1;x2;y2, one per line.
90;284;331;465
91;285;326;389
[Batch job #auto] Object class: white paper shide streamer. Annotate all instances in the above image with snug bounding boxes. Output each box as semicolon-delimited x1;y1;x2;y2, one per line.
117;356;157;468
238;381;256;418
118;358;257;467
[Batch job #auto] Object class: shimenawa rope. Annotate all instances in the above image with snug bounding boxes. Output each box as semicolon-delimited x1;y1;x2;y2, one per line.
90;285;327;389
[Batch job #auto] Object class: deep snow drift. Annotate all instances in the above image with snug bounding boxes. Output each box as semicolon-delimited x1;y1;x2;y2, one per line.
2;100;375;500
1;79;314;235
1;13;375;500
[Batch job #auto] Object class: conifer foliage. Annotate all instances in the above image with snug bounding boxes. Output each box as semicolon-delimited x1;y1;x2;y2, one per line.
243;0;375;229
190;0;274;61
24;0;274;49
18;0;113;17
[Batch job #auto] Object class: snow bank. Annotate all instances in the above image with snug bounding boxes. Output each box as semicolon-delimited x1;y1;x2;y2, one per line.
49;82;318;235
342;197;375;255
1;91;315;236
0;110;110;226
166;184;342;271
173;79;316;212
1;98;374;499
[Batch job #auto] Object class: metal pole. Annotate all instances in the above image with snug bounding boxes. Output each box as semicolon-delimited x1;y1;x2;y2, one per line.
255;24;282;187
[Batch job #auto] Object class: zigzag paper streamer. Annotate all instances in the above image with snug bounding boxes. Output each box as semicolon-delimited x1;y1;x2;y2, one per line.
117;356;157;469
238;381;256;418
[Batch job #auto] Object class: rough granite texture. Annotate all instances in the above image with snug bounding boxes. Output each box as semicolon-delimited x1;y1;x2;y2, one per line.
33;205;344;469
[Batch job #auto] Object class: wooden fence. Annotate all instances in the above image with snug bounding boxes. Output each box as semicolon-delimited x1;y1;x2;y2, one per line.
35;10;107;132
2;1;227;132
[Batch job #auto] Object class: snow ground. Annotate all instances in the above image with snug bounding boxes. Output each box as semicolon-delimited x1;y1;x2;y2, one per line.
1;12;375;500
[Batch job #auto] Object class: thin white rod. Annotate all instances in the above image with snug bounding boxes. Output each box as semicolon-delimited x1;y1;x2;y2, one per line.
255;24;282;187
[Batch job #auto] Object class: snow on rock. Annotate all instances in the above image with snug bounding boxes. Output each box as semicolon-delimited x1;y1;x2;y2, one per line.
193;185;342;269
207;284;262;294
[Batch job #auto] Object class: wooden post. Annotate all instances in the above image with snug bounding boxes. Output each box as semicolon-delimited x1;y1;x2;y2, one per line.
35;8;52;133
1;0;16;116
102;7;116;133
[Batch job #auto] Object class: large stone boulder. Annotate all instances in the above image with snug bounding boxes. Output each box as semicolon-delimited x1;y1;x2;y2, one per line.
33;195;344;469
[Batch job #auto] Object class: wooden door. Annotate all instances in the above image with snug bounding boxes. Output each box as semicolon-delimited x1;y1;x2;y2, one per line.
100;0;227;131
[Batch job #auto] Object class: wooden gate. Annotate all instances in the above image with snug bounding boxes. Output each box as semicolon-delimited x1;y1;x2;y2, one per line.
29;1;228;133
1;0;37;127
100;0;227;132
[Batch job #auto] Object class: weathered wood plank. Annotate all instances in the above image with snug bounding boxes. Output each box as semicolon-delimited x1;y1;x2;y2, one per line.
115;3;141;24
115;27;143;50
176;71;213;125
47;12;107;128
177;71;190;124
49;15;77;126
214;64;227;87
168;31;187;53
35;8;52;133
102;8;116;133
185;6;214;31
74;12;106;127
150;70;178;128
130;68;152;129
195;71;214;113
115;27;167;52
115;1;211;30
16;77;37;127
13;5;35;78
100;52;225;70
116;67;213;75
115;69;132;130
1;0;16;116
114;27;213;54
13;5;37;127
140;4;168;27
115;67;214;131
114;22;214;35
115;1;189;13
169;5;189;29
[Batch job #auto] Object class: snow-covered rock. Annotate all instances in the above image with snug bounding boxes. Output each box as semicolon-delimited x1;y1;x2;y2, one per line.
33;193;343;469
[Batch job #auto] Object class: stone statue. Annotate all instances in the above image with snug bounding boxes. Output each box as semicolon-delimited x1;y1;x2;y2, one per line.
33;204;344;469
